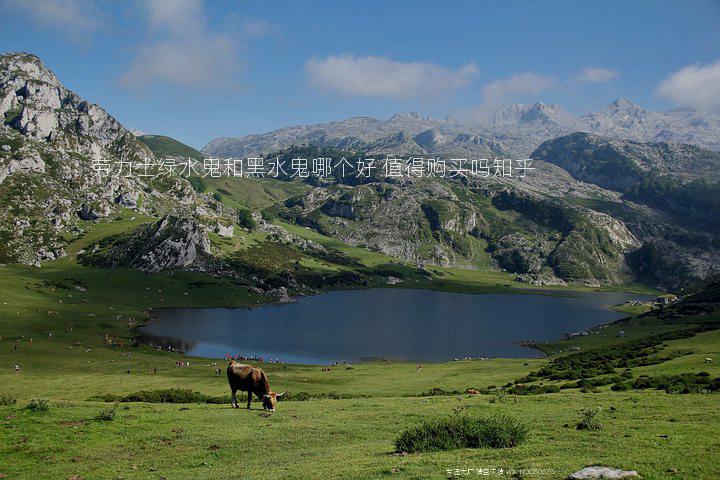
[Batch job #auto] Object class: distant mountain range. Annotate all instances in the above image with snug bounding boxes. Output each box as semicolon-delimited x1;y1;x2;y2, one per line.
202;100;720;158
2;51;719;291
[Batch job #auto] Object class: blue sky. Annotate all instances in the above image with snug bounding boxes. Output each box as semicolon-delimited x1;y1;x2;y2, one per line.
1;0;719;149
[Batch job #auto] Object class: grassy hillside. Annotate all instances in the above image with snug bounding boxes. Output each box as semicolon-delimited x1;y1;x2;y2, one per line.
204;176;310;210
138;134;204;160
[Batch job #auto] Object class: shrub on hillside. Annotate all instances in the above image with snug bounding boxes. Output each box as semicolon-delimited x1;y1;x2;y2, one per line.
611;382;631;391
260;210;276;222
632;373;720;394
187;176;206;193
506;384;560;395
26;397;50;412
0;393;17;406
237;209;257;231
96;403;118;421
418;387;461;397
395;415;528;453
576;407;602;430
527;329;709;383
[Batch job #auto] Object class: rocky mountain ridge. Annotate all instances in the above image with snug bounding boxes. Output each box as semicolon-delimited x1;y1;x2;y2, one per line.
202;100;720;159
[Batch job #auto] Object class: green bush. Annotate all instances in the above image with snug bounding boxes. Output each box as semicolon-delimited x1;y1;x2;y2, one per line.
576;407;602;430
26;397;50;412
237;209;257;230
395;415;528;453
418;387;461;397
529;329;705;383
611;382;631;391
187;176;206;193
632;373;720;394
506;384;560;395
96;403;118;421
0;393;17;406
89;389;231;404
260;210;277;222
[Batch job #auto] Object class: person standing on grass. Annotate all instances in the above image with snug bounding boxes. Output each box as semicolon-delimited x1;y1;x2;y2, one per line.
14;364;19;374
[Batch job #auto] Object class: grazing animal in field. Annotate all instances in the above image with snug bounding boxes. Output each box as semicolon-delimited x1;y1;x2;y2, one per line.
705;357;713;363
226;361;286;411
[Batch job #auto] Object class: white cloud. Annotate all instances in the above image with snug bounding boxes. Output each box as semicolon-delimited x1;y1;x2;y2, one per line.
305;54;478;98
0;0;103;40
120;0;242;91
241;18;279;39
143;0;203;34
481;72;554;107
656;59;720;110
577;67;619;83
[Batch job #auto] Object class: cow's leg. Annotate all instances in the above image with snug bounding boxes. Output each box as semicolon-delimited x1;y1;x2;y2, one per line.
246;390;252;409
231;388;238;408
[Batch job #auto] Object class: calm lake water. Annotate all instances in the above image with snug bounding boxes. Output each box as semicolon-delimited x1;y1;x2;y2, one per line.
139;288;652;363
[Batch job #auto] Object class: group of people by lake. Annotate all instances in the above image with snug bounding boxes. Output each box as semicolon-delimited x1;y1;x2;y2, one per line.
224;353;295;364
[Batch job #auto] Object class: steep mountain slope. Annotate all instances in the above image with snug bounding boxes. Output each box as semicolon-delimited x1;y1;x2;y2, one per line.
138;134;204;160
472;102;582;155
0;52;214;265
532;133;720;287
533;133;720;228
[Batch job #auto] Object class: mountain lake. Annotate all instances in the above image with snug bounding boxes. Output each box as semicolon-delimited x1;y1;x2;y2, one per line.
139;288;654;364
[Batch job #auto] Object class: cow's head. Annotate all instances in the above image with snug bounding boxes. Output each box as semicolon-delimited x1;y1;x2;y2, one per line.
262;391;286;411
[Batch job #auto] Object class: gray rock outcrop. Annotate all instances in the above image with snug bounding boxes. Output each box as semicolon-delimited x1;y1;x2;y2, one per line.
567;466;640;479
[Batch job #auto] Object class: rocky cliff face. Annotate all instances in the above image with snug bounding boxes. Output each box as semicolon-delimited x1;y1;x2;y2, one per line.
268;151;645;285
533;133;720;229
80;215;211;273
0;52;209;265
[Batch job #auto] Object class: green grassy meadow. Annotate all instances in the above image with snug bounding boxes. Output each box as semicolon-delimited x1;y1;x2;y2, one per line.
1;216;719;479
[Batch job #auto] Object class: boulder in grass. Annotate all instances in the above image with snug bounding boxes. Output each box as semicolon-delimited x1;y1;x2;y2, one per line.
217;223;234;238
568;466;640;479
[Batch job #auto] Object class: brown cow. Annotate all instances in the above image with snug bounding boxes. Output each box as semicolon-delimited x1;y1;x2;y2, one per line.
226;361;286;411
